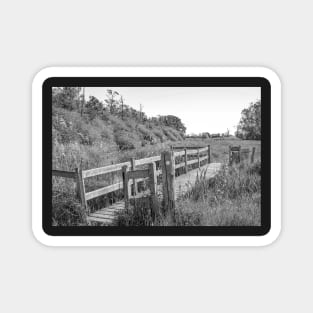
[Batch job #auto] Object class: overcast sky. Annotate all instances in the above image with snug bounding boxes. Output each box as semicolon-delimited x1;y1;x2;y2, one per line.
85;87;260;135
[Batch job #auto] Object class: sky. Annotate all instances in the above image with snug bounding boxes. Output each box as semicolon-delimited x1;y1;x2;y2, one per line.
85;87;260;135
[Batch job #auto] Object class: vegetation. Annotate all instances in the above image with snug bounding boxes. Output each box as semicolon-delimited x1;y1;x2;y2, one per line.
117;161;261;226
236;100;261;140
52;88;187;170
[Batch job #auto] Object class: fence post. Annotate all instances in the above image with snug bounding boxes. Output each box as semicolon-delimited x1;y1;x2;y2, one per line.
197;148;200;168
238;145;241;163
75;167;88;223
161;151;175;211
251;147;256;164
148;162;158;216
130;157;137;196
122;165;129;210
184;148;188;174
207;145;211;164
229;145;232;165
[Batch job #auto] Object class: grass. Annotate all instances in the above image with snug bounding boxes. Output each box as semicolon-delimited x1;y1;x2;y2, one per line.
172;161;261;226
116;161;261;226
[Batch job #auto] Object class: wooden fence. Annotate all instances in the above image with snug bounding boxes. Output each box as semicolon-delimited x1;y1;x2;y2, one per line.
52;146;211;217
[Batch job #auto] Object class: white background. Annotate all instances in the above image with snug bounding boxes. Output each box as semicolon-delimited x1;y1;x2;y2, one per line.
0;0;311;312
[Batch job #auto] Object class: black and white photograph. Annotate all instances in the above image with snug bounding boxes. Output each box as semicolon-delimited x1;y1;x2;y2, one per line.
51;84;263;228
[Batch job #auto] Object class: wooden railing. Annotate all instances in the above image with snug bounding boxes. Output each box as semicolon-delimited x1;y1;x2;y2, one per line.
52;146;211;217
172;145;211;173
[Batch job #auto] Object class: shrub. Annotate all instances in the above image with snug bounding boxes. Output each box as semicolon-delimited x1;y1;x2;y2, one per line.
114;131;139;150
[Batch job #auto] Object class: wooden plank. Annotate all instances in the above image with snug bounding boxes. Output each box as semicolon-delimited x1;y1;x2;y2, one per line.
128;169;149;180
148;162;158;217
174;150;185;157
198;147;208;154
187;149;199;155
185;148;188;174
85;182;122;200
82;161;131;178
52;170;76;179
175;162;185;169
131;158;137;196
86;216;115;224
75;167;88;222
89;212;116;218
161;151;175;211
187;159;198;165
197;148;200;168
135;155;161;166
199;156;207;163
98;205;125;212
136;177;149;183
122;165;129;209
148;163;157;195
208;145;211;163
97;207;123;213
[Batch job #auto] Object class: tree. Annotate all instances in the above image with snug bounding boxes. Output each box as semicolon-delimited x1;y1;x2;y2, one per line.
52;87;81;111
158;115;186;133
85;96;104;119
236;100;261;140
104;89;119;114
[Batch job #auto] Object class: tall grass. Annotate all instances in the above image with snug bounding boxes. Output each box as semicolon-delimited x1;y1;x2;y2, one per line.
117;161;261;226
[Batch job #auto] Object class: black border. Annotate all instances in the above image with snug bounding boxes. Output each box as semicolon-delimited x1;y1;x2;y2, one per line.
43;77;271;236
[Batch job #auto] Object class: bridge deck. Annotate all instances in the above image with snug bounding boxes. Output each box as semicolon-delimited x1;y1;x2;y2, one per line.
86;162;222;225
174;162;222;199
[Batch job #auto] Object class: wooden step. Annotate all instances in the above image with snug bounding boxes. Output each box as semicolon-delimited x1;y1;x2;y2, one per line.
86;200;126;225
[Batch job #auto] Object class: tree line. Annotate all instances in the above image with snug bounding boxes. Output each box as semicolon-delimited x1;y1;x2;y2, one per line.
52;87;186;134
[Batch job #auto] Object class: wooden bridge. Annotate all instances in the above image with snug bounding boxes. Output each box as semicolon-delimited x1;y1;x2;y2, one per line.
52;144;255;226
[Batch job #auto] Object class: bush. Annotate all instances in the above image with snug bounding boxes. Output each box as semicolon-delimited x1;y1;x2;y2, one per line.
114;131;139;150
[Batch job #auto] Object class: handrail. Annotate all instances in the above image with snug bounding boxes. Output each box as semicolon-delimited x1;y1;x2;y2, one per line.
85;182;123;201
53;145;211;202
174;150;185;157
135;155;161;166
82;161;131;178
198;147;208;154
52;169;76;179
